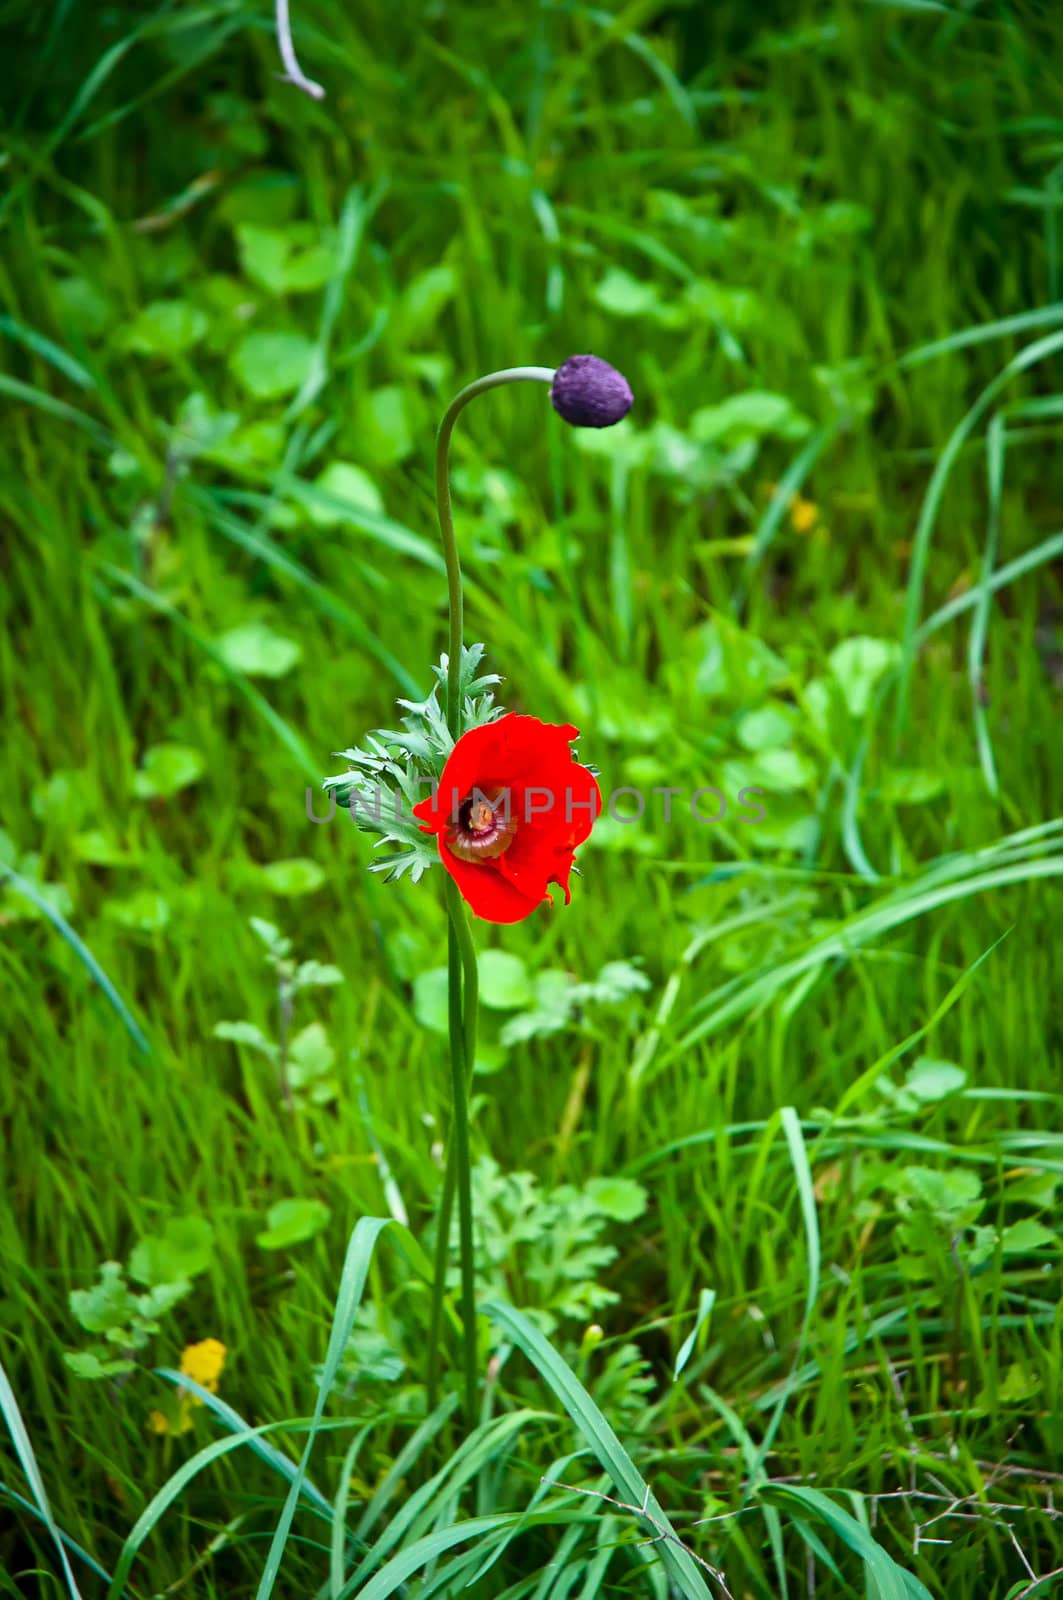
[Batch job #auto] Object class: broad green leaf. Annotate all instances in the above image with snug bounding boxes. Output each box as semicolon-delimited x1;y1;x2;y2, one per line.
250;917;290;956
54;275;114;337
306;461;385;525
205;419;286;474
736;705;794;751
259;858;326;896
413;967;450;1035
593;267;668;320
293;960;344;988
129;1217;215;1287
898;1165;982;1223
62;1350;135;1381
828;636;901;717
256;1198;332;1250
477;950;534;1011
1000;1219;1055;1254
215;622;301;679
32;771;87;827
234;224;291;295
288;1022;335;1086
104;891;171;932
902;1058;967;1101
122;300;208;358
132;743;204;799
691;390;811;445
362;385;414;465
211;1024;275;1062
584;1177;647;1221
72;830;135;866
231;331;315;399
394;264;457;342
882;768;946;805
69;1263;133;1334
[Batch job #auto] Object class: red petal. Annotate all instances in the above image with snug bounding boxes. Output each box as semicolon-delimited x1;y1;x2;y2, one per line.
438;838;546;924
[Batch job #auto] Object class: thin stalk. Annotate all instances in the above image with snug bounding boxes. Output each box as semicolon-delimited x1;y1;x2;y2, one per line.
425;919;478;1415
444;877;479;1425
425;365;553;1427
434;367;555;734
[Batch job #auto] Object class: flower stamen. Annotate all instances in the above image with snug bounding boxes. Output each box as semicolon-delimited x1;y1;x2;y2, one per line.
447;784;517;863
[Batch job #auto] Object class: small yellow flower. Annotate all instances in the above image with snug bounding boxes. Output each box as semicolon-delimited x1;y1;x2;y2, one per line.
179;1338;226;1395
149;1340;227;1439
790;494;818;534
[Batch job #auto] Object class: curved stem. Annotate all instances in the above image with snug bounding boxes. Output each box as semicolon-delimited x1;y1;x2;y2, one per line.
434;367;555;735
274;0;325;99
427;364;553;1429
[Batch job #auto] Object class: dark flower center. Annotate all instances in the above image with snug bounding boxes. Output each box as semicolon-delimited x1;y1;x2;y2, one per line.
447;783;517;864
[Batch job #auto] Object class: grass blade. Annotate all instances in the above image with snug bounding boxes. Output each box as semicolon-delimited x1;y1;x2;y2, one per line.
484;1299;716;1600
255;1217;394;1600
1;867;150;1055
0;1358;85;1599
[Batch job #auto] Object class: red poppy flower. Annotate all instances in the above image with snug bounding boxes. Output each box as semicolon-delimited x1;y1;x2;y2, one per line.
412;714;602;924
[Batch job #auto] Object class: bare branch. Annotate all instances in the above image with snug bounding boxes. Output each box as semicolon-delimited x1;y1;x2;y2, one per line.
275;0;325;100
543;1477;735;1599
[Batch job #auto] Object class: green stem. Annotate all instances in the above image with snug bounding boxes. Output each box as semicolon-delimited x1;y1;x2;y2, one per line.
427;364;553;1429
434;367;555;735
425;916;478;1415
444;877;479;1425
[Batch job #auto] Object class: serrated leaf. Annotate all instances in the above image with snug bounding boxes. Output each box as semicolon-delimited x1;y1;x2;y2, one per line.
324;645;505;881
69;1262;134;1334
573;960;652;1007
898;1165;982;1224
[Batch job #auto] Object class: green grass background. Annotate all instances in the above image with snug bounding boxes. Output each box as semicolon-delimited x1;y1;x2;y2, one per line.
1;1;1062;1595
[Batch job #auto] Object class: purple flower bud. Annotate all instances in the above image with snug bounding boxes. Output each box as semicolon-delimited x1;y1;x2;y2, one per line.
549;354;633;429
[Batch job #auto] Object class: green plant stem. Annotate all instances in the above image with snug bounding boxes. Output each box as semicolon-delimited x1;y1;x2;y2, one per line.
434;366;555;735
444;876;479;1425
425;365;554;1425
425;917;478;1416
